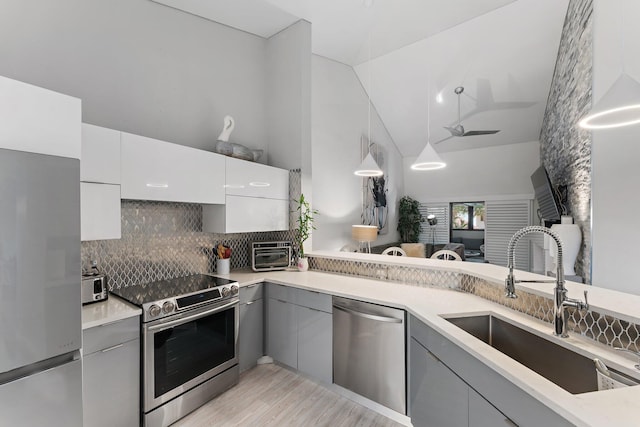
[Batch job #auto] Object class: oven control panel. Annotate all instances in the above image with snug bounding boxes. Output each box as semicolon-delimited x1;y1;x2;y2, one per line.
143;283;239;322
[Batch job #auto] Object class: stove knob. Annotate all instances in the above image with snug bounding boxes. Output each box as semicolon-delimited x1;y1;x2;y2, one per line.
148;304;161;317
162;301;175;314
230;285;239;296
221;287;231;298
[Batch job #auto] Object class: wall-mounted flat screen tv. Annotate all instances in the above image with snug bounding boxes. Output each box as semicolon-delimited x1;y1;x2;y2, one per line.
530;166;561;221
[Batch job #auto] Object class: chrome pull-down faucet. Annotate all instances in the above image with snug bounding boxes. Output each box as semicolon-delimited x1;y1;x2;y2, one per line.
505;225;589;337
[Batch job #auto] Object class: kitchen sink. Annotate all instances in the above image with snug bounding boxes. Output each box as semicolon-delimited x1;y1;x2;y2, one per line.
446;314;600;394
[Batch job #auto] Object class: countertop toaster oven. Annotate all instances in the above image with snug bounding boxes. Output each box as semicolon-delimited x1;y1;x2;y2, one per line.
251;241;292;272
81;274;108;305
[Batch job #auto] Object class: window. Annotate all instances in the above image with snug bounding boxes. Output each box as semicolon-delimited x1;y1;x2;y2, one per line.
451;202;485;230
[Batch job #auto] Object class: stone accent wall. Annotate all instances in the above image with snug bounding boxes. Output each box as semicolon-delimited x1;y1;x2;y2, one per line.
540;0;593;283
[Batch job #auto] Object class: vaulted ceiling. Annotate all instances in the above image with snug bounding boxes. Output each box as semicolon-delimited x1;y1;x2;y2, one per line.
151;0;570;156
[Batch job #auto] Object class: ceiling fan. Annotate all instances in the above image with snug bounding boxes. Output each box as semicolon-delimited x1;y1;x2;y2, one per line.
443;86;500;138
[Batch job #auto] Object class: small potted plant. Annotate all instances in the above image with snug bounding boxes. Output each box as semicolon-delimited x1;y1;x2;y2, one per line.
294;193;317;271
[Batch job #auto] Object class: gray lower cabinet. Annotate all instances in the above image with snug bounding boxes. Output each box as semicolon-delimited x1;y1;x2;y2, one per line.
469;388;517;427
409;315;570;427
239;284;264;372
410;337;469;427
82;317;140;427
297;305;332;383
265;283;332;383
410;336;515;427
267;296;298;369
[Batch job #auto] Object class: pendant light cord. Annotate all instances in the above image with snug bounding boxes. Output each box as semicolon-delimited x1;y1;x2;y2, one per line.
427;80;431;143
368;31;372;153
620;0;626;74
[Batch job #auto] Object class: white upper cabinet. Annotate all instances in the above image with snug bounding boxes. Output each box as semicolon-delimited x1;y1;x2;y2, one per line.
203;196;289;234
80;123;122;241
0;75;80;159
203;157;289;233
81;183;121;241
120;132;225;204
81;124;121;184
225;157;288;199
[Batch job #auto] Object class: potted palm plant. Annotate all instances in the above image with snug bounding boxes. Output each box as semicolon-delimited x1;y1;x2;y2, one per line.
294;193;318;271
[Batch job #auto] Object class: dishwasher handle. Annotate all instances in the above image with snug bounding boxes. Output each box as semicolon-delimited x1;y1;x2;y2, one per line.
333;304;403;324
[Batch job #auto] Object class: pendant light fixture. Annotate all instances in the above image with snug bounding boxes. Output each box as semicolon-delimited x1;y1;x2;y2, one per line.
412;82;446;170
579;0;640;129
355;150;383;177
579;74;640;129
354;6;383;178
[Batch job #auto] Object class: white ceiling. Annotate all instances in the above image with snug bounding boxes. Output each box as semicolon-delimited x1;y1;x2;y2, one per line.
150;0;300;38
356;0;570;155
151;0;517;65
150;0;570;157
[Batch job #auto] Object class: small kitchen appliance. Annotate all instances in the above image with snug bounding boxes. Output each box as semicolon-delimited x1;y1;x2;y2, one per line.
81;273;108;305
251;241;292;271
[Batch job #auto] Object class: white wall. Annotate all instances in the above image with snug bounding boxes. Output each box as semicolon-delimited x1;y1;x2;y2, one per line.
404;140;539;202
591;0;640;295
266;21;312;172
0;0;266;153
312;55;404;251
265;20;313;253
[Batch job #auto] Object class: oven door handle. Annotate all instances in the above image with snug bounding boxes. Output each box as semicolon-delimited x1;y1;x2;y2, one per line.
147;299;238;332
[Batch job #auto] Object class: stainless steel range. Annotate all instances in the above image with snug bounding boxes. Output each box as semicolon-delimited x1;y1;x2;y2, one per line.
111;274;240;427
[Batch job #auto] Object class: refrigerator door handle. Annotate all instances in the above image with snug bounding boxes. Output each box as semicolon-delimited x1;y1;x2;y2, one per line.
0;351;79;387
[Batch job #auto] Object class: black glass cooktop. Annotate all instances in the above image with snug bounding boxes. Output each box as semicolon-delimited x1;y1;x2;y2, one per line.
111;274;236;306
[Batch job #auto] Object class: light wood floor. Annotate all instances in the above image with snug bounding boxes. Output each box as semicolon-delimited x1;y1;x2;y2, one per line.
173;364;405;427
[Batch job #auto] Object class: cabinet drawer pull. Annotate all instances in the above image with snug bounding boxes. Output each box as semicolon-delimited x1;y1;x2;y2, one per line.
99;319;127;328
101;343;124;353
276;299;287;304
247;284;258;288
246;301;254;306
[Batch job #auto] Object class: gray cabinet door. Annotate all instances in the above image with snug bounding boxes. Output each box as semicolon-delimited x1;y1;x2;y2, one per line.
410;337;469;427
83;338;140;427
297;306;332;383
266;298;298;369
239;299;264;372
469;388;517;427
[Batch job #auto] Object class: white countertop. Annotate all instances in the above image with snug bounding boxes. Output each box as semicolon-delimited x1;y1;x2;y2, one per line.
81;294;142;330
225;262;640;427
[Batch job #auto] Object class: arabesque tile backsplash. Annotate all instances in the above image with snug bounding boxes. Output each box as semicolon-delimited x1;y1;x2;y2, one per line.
81;200;297;289
308;255;640;354
82;169;301;289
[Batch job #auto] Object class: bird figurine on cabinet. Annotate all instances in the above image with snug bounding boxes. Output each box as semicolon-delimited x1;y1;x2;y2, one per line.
214;115;263;162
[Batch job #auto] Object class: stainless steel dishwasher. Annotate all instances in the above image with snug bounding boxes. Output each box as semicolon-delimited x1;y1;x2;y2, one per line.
333;296;406;414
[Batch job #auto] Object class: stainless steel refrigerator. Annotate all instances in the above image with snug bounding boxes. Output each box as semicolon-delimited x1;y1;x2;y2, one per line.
0;148;82;426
